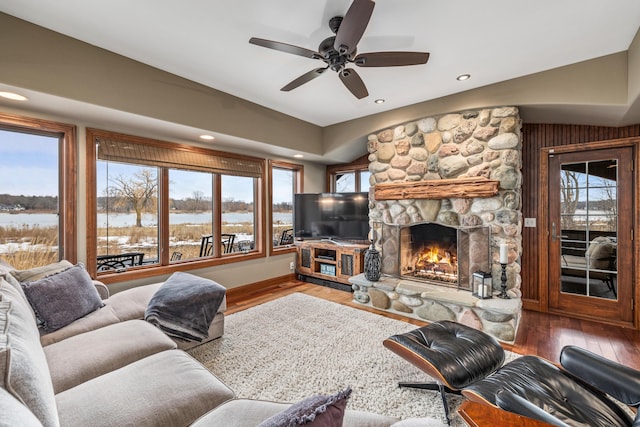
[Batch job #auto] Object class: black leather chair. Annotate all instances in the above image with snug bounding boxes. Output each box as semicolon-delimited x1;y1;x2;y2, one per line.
463;345;640;427
386;321;640;426
383;321;505;424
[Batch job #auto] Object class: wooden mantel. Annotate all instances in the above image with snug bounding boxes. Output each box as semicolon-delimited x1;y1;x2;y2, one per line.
374;177;500;200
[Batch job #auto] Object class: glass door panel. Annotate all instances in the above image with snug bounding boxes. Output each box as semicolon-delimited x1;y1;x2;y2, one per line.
548;148;632;324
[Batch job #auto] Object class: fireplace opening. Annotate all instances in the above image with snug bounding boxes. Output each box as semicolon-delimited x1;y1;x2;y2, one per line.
400;223;459;286
390;222;490;291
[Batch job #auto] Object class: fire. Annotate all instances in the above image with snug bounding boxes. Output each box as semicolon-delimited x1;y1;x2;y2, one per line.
416;247;453;267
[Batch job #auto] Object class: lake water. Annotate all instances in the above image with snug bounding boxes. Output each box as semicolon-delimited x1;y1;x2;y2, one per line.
0;212;292;227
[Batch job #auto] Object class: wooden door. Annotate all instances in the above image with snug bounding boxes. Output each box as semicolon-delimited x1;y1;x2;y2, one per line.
548;147;633;324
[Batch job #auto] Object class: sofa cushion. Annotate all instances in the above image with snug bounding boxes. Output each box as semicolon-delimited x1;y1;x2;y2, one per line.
45;319;177;393
191;399;399;427
22;264;104;333
39;303;120;346
0;387;43;427
55;349;235;427
0;278;59;427
586;236;616;270
257;387;351;427
10;260;73;283
108;282;164;321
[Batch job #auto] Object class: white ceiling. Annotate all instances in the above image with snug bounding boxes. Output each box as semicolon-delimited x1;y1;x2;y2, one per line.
2;0;640;128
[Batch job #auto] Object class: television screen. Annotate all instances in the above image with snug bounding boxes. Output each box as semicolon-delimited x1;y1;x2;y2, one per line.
294;192;369;241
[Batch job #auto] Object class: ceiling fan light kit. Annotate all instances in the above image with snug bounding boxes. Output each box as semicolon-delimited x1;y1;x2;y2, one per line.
249;0;429;99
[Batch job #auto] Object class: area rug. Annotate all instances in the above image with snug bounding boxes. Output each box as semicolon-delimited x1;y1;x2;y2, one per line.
189;293;516;426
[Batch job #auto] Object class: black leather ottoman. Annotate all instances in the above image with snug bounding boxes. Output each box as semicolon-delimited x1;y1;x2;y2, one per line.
383;320;505;424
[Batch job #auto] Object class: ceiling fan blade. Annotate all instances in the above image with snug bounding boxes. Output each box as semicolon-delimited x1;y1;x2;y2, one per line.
249;37;319;59
339;68;368;99
354;51;430;67
281;68;328;92
334;0;375;55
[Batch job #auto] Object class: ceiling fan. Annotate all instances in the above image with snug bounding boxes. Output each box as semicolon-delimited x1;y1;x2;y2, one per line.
249;0;430;99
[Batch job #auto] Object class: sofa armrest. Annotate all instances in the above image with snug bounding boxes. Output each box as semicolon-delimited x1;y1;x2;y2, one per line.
92;280;109;300
560;345;640;407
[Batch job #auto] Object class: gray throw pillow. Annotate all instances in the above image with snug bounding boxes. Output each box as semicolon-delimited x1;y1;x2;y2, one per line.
257;387;351;427
22;264;104;333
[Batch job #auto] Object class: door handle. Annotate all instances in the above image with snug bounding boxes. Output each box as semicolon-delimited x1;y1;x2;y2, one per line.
551;222;566;241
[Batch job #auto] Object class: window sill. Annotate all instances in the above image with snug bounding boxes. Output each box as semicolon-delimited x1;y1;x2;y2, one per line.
96;251;265;284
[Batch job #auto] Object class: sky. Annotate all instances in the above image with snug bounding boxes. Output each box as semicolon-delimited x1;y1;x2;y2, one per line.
0;130;59;197
0;128;290;202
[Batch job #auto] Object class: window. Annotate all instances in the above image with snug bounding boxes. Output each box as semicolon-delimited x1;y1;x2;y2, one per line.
335;172;356;192
96;161;160;265
270;161;302;252
168;169;213;262
0;113;76;269
222;175;256;253
327;155;369;193
87;129;265;278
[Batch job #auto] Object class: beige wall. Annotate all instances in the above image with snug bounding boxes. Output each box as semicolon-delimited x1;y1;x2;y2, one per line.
1;13;639;291
0;13;323;155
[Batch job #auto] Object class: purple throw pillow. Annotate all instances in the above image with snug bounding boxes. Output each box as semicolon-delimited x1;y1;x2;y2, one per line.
257;387;351;427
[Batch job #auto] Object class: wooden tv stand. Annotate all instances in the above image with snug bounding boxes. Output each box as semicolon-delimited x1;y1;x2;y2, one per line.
295;240;368;287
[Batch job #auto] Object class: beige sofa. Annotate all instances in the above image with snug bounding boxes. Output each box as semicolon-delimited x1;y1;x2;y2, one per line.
0;261;398;427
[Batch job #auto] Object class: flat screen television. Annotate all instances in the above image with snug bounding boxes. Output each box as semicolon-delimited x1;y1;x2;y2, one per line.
294;192;369;241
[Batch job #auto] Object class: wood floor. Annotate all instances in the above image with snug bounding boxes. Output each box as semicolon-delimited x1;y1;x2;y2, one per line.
227;280;640;370
227;279;640;425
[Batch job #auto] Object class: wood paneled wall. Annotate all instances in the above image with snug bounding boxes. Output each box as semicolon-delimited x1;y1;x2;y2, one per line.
520;123;640;310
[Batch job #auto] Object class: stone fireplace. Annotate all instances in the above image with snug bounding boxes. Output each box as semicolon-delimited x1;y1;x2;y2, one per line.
350;106;523;342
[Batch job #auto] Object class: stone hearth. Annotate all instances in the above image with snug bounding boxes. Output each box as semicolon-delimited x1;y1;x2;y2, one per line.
350;274;521;343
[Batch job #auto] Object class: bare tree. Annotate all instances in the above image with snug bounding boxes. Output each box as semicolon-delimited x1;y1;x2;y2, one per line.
600;179;618;232
109;168;157;227
191;190;204;212
560;170;580;229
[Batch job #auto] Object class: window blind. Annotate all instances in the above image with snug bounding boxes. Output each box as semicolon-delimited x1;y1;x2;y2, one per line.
96;137;263;178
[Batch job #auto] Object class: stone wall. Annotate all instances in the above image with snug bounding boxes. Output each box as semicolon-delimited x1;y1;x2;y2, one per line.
367;106;523;296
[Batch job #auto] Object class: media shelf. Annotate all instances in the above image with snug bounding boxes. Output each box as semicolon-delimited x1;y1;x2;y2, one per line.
295;240;368;287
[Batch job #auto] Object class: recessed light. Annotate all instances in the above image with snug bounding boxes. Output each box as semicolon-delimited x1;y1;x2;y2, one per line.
293;154;304;158
456;74;471;81
199;134;215;141
0;91;28;101
374;99;385;104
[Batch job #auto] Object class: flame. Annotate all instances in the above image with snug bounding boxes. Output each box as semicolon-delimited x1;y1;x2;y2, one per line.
416;247;453;266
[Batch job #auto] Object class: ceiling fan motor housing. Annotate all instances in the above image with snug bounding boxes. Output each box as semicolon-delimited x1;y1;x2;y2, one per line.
318;36;350;72
248;0;428;99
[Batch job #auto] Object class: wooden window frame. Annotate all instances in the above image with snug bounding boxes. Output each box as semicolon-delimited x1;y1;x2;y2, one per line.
0;113;77;263
326;154;369;192
269;160;303;255
86;128;266;283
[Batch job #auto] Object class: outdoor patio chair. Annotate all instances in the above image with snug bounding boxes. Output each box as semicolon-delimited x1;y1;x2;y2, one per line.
278;228;294;245
221;233;235;253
